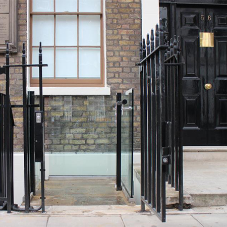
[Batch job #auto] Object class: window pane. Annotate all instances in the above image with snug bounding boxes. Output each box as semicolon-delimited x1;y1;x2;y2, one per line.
79;15;100;46
32;48;54;78
56;48;77;78
32;15;54;46
33;0;54;12
79;48;100;78
56;16;77;46
56;0;77;12
79;0;101;12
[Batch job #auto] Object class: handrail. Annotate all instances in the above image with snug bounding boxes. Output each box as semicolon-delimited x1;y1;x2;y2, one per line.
137;45;168;65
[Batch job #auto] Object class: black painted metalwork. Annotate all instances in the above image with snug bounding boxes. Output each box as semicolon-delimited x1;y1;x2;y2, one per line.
138;25;184;222
28;92;36;196
116;93;122;191
0;42;47;213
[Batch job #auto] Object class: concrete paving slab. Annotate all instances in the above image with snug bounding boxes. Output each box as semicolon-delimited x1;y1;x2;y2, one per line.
167;206;227;214
121;214;203;227
192;206;227;214
0;216;48;227
47;216;124;227
193;214;227;227
47;205;142;215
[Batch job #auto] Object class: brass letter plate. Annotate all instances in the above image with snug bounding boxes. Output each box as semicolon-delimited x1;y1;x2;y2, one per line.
200;32;214;47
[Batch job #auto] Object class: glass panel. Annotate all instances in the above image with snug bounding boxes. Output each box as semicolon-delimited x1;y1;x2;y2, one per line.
45;95;116;175
56;0;77;12
79;0;101;12
56;48;77;78
33;0;54;12
79;48;100;78
32;47;54;78
79;15;100;46
32;15;54;46
56;16;77;46
121;89;134;198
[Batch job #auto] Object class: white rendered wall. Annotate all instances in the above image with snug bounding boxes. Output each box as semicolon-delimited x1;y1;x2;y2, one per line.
14;154;24;205
142;0;159;39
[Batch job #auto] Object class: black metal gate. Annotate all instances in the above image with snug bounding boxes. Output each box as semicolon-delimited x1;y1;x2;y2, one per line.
138;25;184;222
0;43;47;213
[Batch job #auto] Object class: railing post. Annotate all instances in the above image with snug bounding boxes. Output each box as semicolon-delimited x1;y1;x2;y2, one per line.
5;44;12;213
178;36;184;211
155;24;162;213
22;43;30;213
131;89;134;198
147;33;152;205
28;91;36;195
140;39;145;211
39;43;46;213
0;94;5;206
159;25;167;222
151;29;157;209
143;37;148;202
116;93;122;191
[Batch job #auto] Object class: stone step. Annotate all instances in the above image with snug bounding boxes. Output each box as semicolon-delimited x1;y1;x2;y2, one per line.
183;147;227;161
133;160;227;207
133;166;192;207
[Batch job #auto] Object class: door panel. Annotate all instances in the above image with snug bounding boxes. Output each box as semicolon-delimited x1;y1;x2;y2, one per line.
207;8;227;145
176;8;207;145
176;6;227;145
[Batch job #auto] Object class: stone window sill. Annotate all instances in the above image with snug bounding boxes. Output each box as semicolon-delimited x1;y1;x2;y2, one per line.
29;87;111;96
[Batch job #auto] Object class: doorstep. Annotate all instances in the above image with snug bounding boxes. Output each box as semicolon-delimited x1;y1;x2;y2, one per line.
133;158;227;207
133;165;192;207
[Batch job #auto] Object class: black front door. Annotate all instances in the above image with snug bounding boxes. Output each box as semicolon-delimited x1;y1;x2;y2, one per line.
176;6;227;145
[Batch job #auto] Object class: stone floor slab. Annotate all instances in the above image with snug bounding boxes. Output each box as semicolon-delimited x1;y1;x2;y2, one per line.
0;216;48;227
121;214;203;227
47;205;141;215
192;214;227;227
47;216;124;227
31;178;129;206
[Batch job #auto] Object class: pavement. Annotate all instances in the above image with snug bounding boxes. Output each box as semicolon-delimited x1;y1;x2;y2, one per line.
1;205;227;227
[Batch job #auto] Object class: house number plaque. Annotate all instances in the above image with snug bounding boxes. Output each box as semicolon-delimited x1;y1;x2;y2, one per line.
0;0;18;53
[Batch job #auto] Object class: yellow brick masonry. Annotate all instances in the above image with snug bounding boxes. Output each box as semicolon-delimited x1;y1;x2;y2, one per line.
106;0;141;148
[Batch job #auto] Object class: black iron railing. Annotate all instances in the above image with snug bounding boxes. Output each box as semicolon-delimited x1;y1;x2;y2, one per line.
0;94;14;211
138;25;184;222
0;43;47;213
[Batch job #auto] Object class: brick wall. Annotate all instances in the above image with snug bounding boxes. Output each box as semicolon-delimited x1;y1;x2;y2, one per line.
106;0;141;149
0;0;142;152
44;96;117;153
0;0;27;152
